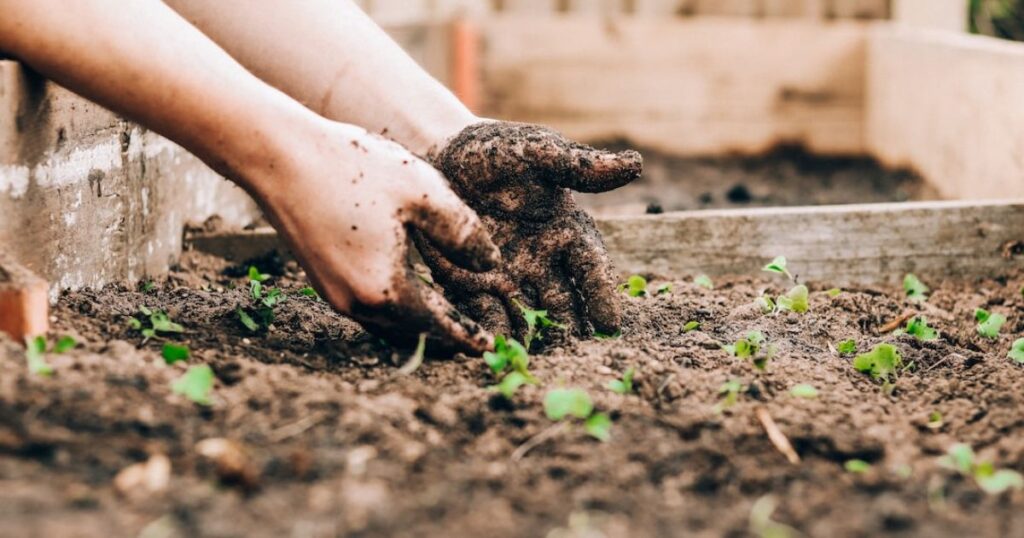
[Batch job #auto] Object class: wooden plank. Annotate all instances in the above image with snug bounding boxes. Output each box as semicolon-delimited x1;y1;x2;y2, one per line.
186;200;1024;287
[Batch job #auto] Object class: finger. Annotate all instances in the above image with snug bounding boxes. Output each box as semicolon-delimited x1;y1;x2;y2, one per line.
407;186;501;273
459;293;514;340
532;276;581;339
555;144;643;194
564;215;622;335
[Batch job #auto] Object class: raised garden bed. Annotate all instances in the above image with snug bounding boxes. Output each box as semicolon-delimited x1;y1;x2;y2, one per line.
2;243;1024;536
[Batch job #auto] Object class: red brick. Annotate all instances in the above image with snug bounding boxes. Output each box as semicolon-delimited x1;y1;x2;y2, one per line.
0;255;49;343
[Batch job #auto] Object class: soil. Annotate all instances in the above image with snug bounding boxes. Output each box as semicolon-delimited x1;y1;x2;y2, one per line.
3;251;1024;538
576;144;940;217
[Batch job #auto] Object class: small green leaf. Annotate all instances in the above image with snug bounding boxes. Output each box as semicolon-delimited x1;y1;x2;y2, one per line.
53;335;77;353
975;308;991;323
1008;338;1024;363
594;330;621;340
299;287;320;299
127;317;143;330
776;284;809;313
607;367;635;394
826;288;842;297
927;411;943;430
693;275;714;290
852;343;903;382
790;384;818;398
149;311;184;333
142;281;156;292
713;379;745;413
139;305;153;316
656;283;673;295
845;459;871;473
544;388;594;421
762;256;791;279
171;365;215;405
976;469;1024;495
903;273;928;302
236;308;259;332
491;371;529;399
141;328;156;343
754;295;776;314
904;317;939;341
584;412;612;442
977;311;1006;339
161;343;190;364
25;336;53;376
515;300;564;348
683;321;700;333
939;443;975;475
248;266;269;282
620;275;648;297
836;339;857;355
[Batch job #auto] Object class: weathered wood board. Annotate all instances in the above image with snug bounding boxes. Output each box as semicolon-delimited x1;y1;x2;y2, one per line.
187;200;1024;287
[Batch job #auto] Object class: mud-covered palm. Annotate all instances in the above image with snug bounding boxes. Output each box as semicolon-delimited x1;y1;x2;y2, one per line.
418;121;642;341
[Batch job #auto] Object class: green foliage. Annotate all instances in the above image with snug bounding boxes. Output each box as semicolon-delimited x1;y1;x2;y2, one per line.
903;273;929;303
776;285;809;314
141;281;157;293
845;459;871;473
927;411;944;430
53;335;77;353
656;283;673;295
852;344;903;383
248;265;270;283
619;275;648;297
1008;338;1024;363
161;343;190;364
128;306;184;343
762;256;793;281
836;339;857;355
826;288;842;297
515;300;564;348
238;266;286;332
593;330;621;340
683;321;700;333
748;495;797;538
607;367;635;394
24;336;53;376
975;308;1006;339
484;335;537;398
790;384;818;399
970;0;1024;41
299;286;320;300
172;365;215;406
693;274;714;290
492;371;529;399
544;388;612;442
584;413;612;442
902;317;939;341
939;443;1024;495
713;379;746;414
724;331;775;370
754;295;776;314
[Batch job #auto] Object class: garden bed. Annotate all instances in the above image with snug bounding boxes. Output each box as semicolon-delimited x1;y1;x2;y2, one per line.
2;249;1024;537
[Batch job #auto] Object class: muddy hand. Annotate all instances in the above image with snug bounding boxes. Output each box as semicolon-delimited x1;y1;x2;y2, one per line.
418;121;642;340
255;121;500;354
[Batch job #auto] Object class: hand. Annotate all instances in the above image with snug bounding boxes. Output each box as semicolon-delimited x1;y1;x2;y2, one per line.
248;120;500;353
417;121;642;341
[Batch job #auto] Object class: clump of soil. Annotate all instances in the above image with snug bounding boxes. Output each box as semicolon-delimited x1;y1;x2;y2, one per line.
577;144;939;216
2;251;1024;537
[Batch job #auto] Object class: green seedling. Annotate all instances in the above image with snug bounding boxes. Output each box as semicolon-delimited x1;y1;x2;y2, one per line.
901;316;939;341
852;343;903;383
53;335;77;353
396;333;427;376
790;384;818;399
683;321;700;333
748;495;797;538
939;443;1024;495
762;256;793;281
484;335;538;398
161;343;190;365
1008;338;1024;363
713;379;746;414
975;308;1006;339
515;300;565;349
826;288;842;297
927;411;944;430
172;364;214;406
903;273;929;302
594;330;621;340
544;388;611;441
492;371;529;399
754;295;776;314
24;336;53;376
693;274;714;290
656;283;673;295
776;284;809;314
619;275;648;297
128;306;184;343
607;367;635;394
141;281;156;293
299;286;320;300
238;266;286;332
845;459;872;473
836;339;857;355
723;331;775;370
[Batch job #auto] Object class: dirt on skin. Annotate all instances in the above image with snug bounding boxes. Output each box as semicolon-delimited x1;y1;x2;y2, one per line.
576;144;940;217
2;250;1024;537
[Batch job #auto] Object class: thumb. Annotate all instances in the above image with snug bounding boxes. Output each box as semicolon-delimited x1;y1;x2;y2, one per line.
407;185;500;273
556;145;643;193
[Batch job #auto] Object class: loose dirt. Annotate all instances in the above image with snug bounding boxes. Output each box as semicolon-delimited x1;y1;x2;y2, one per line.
2;251;1023;538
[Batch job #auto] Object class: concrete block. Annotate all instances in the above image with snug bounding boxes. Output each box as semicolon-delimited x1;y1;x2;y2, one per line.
892;0;966;32
0;254;48;342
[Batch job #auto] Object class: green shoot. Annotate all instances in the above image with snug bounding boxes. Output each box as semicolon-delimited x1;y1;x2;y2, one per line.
683;321;700;333
790;384;818;399
141;281;156;293
723;331;775;370
656;283;673;295
713;379;746;414
826;288;842;297
53;335;77;353
852;343;903;383
128;306;184;343
484;335;537;398
762;256;793;281
754;295;776;314
172;365;215;406
975;308;1006;339
515;300;565;349
396;333;427;376
584;413;612;442
693;274;714;290
607;367;635;394
24;336;53;376
299;286;320;300
927;411;944;430
775;285;809;314
544;388;612;442
939;443;1024;495
836;339;857;355
491;371;529;399
236;309;259;332
161;343;190;365
902;317;939;341
238;266;286;332
594;330;621;340
248;265;270;283
748;495;797;538
619;275;648;297
903;273;929;302
1008;338;1024;363
845;459;871;473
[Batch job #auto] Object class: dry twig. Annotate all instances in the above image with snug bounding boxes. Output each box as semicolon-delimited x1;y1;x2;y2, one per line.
756;407;800;465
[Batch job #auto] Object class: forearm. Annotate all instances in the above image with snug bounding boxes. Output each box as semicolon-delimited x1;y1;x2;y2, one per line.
164;0;477;156
0;0;319;193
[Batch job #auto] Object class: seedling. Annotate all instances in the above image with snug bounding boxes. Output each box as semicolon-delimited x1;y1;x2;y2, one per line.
748;495;797;538
900;316;939;341
939;443;1024;495
836;339;857;355
492;371;529;399
903;273;929;302
607;367;635;394
484;335;538;398
396;333;427;376
927;411;943;430
693;274;714;290
618;275;648;297
790;384;818;399
237;266;286;332
656;283;673;295
713;379;746;414
172;365;215;406
24;335;77;376
775;284;808;314
975;308;1006;339
762;256;793;281
723;331;775;370
1008;338;1024;363
852;343;903;384
161;343;190;365
594;330;621;340
299;286;321;300
543;388;612;442
754;295;776;314
128;306;184;343
826;288;842;297
683;321;700;333
141;281;156;293
515;300;565;349
845;459;871;473
54;335;77;353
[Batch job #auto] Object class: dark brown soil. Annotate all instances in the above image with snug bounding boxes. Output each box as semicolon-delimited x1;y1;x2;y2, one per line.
3;251;1024;538
577;144;940;216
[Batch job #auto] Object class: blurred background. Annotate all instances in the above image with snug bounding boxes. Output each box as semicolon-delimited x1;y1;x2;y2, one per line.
972;0;1024;40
